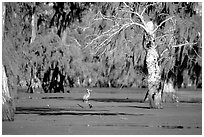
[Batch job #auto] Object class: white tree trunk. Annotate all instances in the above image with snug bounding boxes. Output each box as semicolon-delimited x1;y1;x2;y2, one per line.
146;44;163;109
29;3;38;93
30;3;36;43
142;20;163;109
31;14;36;43
2;65;15;121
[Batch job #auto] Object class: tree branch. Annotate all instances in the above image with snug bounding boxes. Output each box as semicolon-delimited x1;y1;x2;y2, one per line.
152;16;175;34
92;23;131;53
122;2;148;27
72;38;82;47
141;2;158;16
155;33;174;40
83;11;147;52
120;9;147;28
189;45;202;59
123;2;133;11
91;21;145;56
172;42;197;48
83;24;120;49
97;11;116;22
160;49;168;58
84;3;176;56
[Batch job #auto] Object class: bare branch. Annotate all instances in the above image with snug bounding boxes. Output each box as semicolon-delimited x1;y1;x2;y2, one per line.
155;33;172;40
99;11;116;22
158;38;201;64
158;51;170;64
94;45;108;56
121;3;147;27
73;38;82;47
84;3;175;55
160;48;168;57
185;49;201;62
83;24;120;49
172;41;202;59
172;42;197;48
190;46;202;59
93;11;102;21
90;21;143;55
158;38;175;61
84;3;153;54
123;2;133;11
94;23;130;51
152;16;175;34
84;17;147;52
120;9;148;31
141;2;158;16
128;12;134;23
120;9;147;28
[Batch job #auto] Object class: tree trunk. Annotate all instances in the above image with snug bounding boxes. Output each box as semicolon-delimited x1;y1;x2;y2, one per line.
2;65;15;121
29;3;38;92
146;44;163;109
2;2;5;39
30;3;36;43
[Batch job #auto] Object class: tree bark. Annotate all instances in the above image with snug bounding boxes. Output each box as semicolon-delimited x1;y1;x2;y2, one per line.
146;44;163;109
29;3;38;93
141;20;163;109
2;65;15;121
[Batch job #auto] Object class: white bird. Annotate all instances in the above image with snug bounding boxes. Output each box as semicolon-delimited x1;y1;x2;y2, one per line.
83;89;92;108
83;89;91;103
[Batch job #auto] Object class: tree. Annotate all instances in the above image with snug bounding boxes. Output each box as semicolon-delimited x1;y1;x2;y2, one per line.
70;2;201;108
2;65;15;121
2;2;19;121
2;2;43;120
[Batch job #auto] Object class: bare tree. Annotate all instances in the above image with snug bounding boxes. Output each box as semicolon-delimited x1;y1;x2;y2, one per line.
70;2;201;108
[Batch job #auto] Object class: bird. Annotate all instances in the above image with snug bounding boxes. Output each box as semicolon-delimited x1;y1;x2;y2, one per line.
83;89;91;103
83;89;93;108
